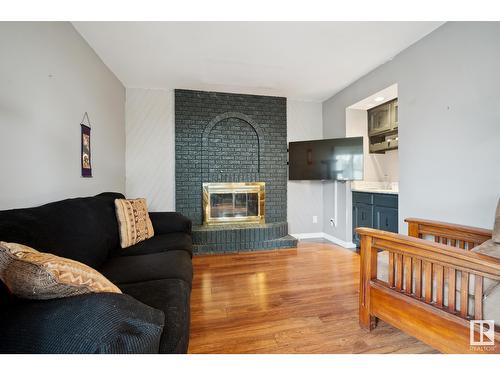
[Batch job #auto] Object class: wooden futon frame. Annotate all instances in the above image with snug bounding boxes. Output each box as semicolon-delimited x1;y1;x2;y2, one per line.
357;218;500;353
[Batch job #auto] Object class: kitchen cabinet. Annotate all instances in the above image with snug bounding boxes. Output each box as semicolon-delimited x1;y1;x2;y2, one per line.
352;203;373;245
368;98;398;154
374;206;398;234
368;102;392;135
352;191;398;246
391;100;398;129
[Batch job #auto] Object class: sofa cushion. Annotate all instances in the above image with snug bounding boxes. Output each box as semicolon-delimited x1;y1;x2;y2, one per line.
149;212;192;235
483;281;500;327
112;233;193;258
472;239;500;258
0;292;164;353
493;199;500;243
120;279;191;354
0;242;121;300
100;250;193;286
0;194;124;268
115;198;154;248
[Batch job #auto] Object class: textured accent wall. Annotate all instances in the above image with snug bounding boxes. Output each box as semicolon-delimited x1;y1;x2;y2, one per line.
125;88;175;211
175;89;287;225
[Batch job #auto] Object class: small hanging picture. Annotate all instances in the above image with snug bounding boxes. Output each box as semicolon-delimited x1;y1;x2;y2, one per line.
81;124;92;177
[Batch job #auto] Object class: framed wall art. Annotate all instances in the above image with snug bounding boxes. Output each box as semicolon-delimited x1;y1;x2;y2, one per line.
80;112;92;177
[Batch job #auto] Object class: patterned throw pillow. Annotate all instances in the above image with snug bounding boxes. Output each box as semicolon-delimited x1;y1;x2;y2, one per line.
115;198;154;248
0;242;121;300
494;198;500;243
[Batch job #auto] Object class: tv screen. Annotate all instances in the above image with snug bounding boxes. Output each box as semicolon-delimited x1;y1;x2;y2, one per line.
288;137;363;181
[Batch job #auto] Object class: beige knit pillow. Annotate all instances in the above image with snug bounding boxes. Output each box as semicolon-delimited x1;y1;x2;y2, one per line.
494;198;500;243
0;242;121;300
115;198;154;248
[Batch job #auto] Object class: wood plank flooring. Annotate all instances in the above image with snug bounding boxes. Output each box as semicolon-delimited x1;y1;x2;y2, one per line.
189;241;436;353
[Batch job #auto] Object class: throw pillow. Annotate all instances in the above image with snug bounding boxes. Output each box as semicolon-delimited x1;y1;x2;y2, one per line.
115;198;154;248
494;198;500;243
0;242;121;299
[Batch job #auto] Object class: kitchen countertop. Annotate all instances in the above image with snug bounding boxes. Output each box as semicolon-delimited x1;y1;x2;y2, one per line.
351;188;399;195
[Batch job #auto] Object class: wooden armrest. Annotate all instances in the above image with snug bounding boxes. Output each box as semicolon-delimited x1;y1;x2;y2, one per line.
356;227;500;280
404;218;492;249
405;217;492;237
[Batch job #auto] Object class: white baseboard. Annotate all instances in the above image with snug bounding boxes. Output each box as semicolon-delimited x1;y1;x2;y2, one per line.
290;232;357;249
290;232;324;239
322;233;357;249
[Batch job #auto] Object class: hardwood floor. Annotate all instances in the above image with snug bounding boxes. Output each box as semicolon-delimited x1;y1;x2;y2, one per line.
189;241;437;354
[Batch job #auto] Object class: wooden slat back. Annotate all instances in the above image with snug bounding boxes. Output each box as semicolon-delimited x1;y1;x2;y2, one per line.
388;252;395;287
396;254;403;291
448;268;456;313
460;272;469;318
435;265;444;307
415;259;422;298
405;219;492;252
404;256;412;294
424;261;432;303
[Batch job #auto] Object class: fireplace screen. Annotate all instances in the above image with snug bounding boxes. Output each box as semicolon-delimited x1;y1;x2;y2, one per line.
203;182;265;225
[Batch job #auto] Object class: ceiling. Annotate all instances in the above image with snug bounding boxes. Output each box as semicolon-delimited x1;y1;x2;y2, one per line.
349;83;398;110
73;22;443;101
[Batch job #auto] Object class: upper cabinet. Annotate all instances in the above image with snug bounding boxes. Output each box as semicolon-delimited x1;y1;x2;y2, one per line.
368;102;392;135
391;100;398;129
368;98;398;154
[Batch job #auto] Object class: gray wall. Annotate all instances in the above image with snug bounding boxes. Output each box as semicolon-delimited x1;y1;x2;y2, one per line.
323;22;500;241
287;100;324;234
0;22;125;210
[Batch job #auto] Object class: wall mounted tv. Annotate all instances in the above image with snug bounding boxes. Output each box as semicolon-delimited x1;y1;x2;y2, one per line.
288;137;363;181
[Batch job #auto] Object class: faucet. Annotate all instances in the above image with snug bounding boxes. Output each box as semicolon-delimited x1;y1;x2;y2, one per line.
383;174;391;190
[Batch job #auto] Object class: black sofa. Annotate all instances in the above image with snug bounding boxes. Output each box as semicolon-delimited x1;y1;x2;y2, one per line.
0;192;193;354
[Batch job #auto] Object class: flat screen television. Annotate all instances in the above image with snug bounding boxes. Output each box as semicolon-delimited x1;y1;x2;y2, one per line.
288;137;363;181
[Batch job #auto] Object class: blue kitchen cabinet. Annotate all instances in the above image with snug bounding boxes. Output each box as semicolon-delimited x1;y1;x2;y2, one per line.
352;192;398;246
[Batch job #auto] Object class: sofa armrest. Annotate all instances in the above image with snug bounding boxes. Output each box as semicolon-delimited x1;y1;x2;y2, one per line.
0;293;165;354
149;212;192;235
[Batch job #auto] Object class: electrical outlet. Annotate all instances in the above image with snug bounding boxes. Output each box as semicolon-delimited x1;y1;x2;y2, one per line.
330;218;335;227
312;216;318;224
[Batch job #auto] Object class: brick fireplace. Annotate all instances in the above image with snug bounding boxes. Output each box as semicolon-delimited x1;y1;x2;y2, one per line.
175;89;297;253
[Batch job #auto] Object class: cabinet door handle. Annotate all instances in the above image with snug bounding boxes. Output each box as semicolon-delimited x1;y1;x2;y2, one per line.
385;217;389;227
362;212;365;221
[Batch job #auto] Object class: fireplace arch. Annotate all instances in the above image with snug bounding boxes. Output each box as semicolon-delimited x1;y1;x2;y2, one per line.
201;112;263;183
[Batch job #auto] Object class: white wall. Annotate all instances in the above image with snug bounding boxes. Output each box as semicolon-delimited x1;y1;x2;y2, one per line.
323;22;500;241
287;100;324;234
0;22;125;210
125;88;175;211
345;108;399;183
